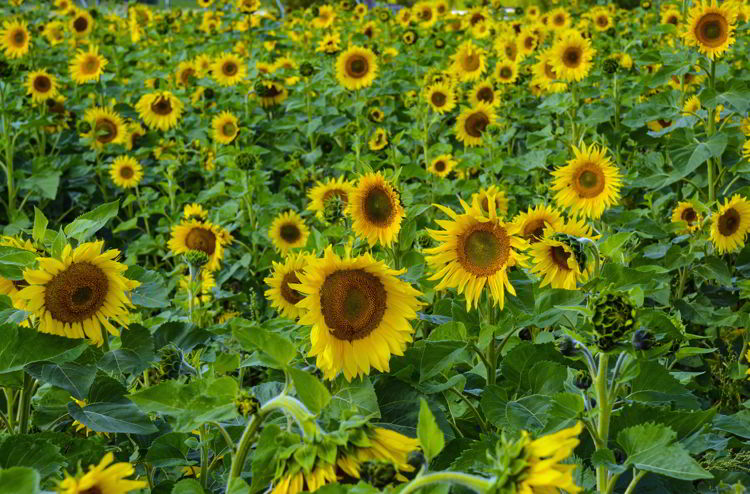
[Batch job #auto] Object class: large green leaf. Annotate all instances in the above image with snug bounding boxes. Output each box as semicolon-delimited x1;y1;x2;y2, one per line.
500;342;571;393
713;410;750;439
289;368;331;415
0;435;66;481
145;432;193;468
232;319;296;369
98;324;156;375
68;399;158;434
327;377;380;419
627;360;699;408
172;479;205;494
63;200;120;242
25;360;97;400
0;467;40;494
0;246;37;280
0;324;84;373
126;266;170;308
418;398;445;462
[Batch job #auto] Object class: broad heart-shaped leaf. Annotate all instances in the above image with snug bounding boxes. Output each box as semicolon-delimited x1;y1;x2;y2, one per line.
0;246;37;280
528;361;567;395
98;324;156;375
63;200;120;242
126;266;170;308
327;376;380;419
128;376;239;432
617;423;712;480
227;478;251;494
68;399;158;434
418;398;445;463
0;434;66;481
500;342;573;393
480;386;552;434
666;132;727;188
145;432;193;468
0;467;40;494
232;319;296;369
172;478;205;494
610;403;716;441
25;360;97;400
415;340;470;383
627;360;700;409
289;368;331;415
0;324;84;373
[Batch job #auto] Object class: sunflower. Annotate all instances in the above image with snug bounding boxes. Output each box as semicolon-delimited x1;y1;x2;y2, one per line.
271;463;337;494
212;53;247;86
414;1;438;27
368;107;385;122
82;107;126;150
512;204;564;242
269;211;310;255
550;31;595;82
494;59;519;84
135;91;183;131
317;32;341;54
176;61;199;87
455;102;496;147
313;5;336;28
548;7;571;30
179;269;215;306
529;218;594;290
682;95;701;116
368;128;388;151
25;70;59;103
710;195;750;254
14;241;139;345
671;201;703;233
212;111;239;144
591;8;613;31
518;28;538;55
662;8;680;26
471;185;510;219
424;199;528;310
428;154;457;178
516;423;583;494
551;143;622;219
338;426;421;482
531;50;567;94
264;252;311;320
69;46;108;84
469;81;499;107
0;19;31;59
683;0;737;59
335;46;378;91
125;123;146;151
257;81;289;108
168;219;232;271
347;172;405;247
58;453;146;494
402;29;418;45
184;203;208;221
647;119;673;132
293;247;423;380
424;82;457;114
109;155;143;188
452;41;486;82
69;10;94;37
307;176;355;220
495;38;520;62
42;21;65;45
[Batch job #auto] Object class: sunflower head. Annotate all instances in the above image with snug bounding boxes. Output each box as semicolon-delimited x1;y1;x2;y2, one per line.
424;82;456;114
683;0;737;59
335;45;378;91
109;156;143;188
1;19;31;59
269;211;310;255
710;194;750;254
456;102;496;147
591;291;637;351
347;172;405;247
264;252;310;320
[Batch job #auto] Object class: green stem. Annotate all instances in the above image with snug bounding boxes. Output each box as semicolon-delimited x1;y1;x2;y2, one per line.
400;471;493;494
100;325;111;353
199;424;210;489
486;299;497;386
3;388;16;433
17;373;33;434
707;59;717;203
623;470;647;494
595;352;611;492
447;388;488;433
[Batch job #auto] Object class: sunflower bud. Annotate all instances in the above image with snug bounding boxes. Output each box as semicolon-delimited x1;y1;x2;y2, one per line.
184;249;209;273
434;38;445;49
603;58;619;74
321;139;334;154
236;151;254;170
300;61;315;77
416;231;433;250
592;292;637;351
235;390;260;416
378;9;390;22
632;328;654;350
549;233;588;270
360;461;397;487
575;370;592;389
323;194;346;224
77;121;92;134
0;60;11;78
640;0;651;8
556;336;578;357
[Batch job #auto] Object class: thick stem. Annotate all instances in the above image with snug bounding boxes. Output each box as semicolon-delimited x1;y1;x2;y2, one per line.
400;471;493;494
595;353;611;492
100;325;111;353
17;373;33;434
199;424;210;489
707;59;717;203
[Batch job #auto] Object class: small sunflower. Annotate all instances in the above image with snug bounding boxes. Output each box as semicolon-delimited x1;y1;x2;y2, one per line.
455;102;496;147
368;128;388;151
672;201;703;233
347;172;405;247
317;32;341;54
269;211;310;255
135;91;183;131
212;53;247;86
212;111;239;144
176;60;199;87
337;426;421;482
293;247;423;380
494;59;519;84
512;204;564;242
257;81;289;108
517;28;538;55
58;453;146;494
424;199;528;310
662;8;680;26
471;185;510;219
551;143;622;219
0;19;31;59
42;21;65;45
126;123;146;151
683;0;737;59
307;176;355;220
313;5;336;28
69;46;108;85
26;70;59;103
548;7;571;30
424;82;457;114
69;10;94;37
469;80;499;107
109;156;143;189
682;95;701;115
184;203;208;221
529;218;595;290
168;219;232;272
452;40;486;82
14;241;140;345
591;8;614;31
264;252;310;320
428;154;457;178
710;195;750;254
82;107;127;150
550;31;595;82
531;50;567;94
335;46;378;91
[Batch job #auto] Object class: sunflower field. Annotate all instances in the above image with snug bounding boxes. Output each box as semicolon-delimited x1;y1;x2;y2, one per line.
2;0;750;492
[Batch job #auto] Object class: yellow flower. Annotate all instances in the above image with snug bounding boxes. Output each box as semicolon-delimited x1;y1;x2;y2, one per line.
109;156;143;189
0;19;31;59
337;427;421;482
212;53;247;86
69;9;94;37
293;246;423;380
550;30;596;82
335;45;378;91
184;203;208;221
43;21;65;45
471;185;510;219
672;201;703;233
58;453;147;494
683;0;737;59
269;211;310;255
428;154;457;178
175;60;199;88
317;31;341;54
313;5;337;28
69;46;108;85
264;252;310;320
306;176;354;220
455;103;496;147
368;127;388;151
451;40;486;82
257;81;289;108
82;107;127;150
519;422;583;494
469;80;499;108
347;172;405;247
529;218;595;290
135;91;183;131
494;59;519;84
212;111;239;144
548;7;572;30
168;219;232;272
424;82;457;114
26;70;59;103
512;204;564;242
710;194;750;254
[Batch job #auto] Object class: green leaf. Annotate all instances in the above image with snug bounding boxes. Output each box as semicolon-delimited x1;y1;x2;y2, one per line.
250;424;282;494
172;479;205;494
418;398;445;462
32;207;48;244
232;319;296;369
0;324;84;373
128;376;238;432
0;467;40;494
126;266;170;308
228;478;251;494
0;435;66;481
145;432;192;468
713;410;750;439
501;342;572;393
98;324;156;375
328;377;380;419
617;423;712;480
414;340;469;383
24;360;97;400
68;399;158;434
599;232;633;259
64;200;120;242
627;360;699;408
694;256;732;286
289;368;331;415
0;246;37;280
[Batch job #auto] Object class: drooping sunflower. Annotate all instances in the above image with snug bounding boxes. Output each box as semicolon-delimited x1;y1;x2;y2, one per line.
428;154;457;178
469;80;499;107
0;19;31;59
168;219;232;271
212;53;247;86
257;81;289;108
82;107;126;150
125;123;146;151
212;111;239;144
682;95;701;115
455;102;496;147
269;211;310;255
551;143;622;219
512;204;564;242
424;199;528;310
494;59;519;84
57;453;147;494
69;9;94;37
424;82;457;114
69;46;108;84
710;195;750;254
135;91;183;131
109;156;143;189
335;46;378;91
184;203;208;221
347;172;405;247
368;128;388;151
550;31;595;82
14;241;140;345
270;461;337;494
672;201;703;233
264;252;310;320
26;70;59;103
471;185;510;218
529;217;595;290
683;0;737;59
337;426;421;482
515;423;584;494
293;247;423;380
451;40;486;82
307;176;355;221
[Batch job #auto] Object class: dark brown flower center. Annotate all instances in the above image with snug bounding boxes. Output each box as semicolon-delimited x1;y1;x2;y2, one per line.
151;97;173;115
80;486;103;494
222;122;236;137
279;223;301;243
95;119;118;144
499;67;513;80
667;14;678;25
505;44;517;60
320;269;387;341
280;271;304;304
718;208;740;236
550;245;572;270
457;222;511;276
434;160;446;172
33;76;51;93
596;15;609;27
185;227;216;255
697;13;727;46
73;16;88;33
431;91;447;107
180;68;196;86
575;166;605;198
12;29;26;45
553;14;565;26
120;166;134;179
563;47;582;68
465;112;489;138
681;208;697;223
82;55;99;74
363;186;395;226
322;189;348;204
44;262;109;324
222;61;238;76
523;219;548;242
477;86;494;103
463;53;480;71
346;55;369;78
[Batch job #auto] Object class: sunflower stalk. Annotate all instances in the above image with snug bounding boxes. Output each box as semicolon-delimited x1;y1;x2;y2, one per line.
400;471;493;494
594;352;611;492
706;58;717;203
